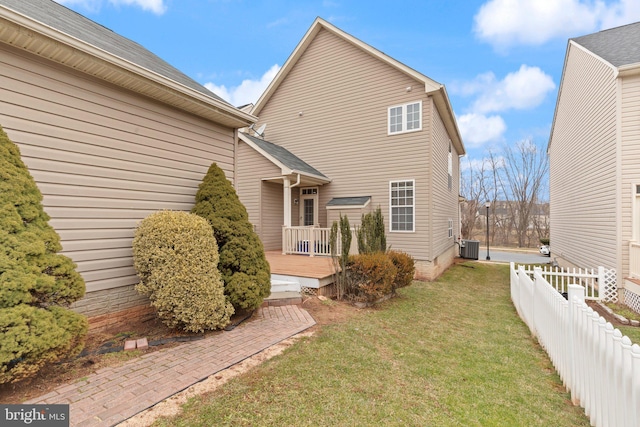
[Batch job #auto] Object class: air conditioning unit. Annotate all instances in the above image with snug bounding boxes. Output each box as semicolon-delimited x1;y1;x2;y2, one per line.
460;240;480;260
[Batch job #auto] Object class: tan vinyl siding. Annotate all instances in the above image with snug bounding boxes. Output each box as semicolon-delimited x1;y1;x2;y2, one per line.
256;28;435;260
549;45;618;270
621;73;640;276
261;182;284;250
0;44;236;293
236;141;283;249
431;105;459;258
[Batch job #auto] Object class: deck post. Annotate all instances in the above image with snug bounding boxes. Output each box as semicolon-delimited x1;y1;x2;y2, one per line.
283;177;291;228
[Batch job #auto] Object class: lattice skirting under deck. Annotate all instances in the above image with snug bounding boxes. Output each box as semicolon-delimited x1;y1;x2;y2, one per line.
622;287;640;315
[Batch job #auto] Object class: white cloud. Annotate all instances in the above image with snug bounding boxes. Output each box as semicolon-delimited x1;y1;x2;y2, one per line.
469;65;556;114
600;0;640;29
55;0;167;14
451;65;554;148
205;64;281;107
457;113;507;148
474;0;640;49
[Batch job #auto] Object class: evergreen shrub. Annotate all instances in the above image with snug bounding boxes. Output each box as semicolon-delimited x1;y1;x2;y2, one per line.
387;250;415;291
192;163;270;311
132;211;233;332
357;207;386;254
0;125;87;384
347;253;397;303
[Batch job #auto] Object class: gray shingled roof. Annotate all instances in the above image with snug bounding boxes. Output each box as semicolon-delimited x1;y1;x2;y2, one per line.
573;22;640;67
241;132;328;179
326;196;371;207
0;0;227;103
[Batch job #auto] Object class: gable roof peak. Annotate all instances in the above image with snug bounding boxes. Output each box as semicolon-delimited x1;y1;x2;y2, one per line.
252;17;465;155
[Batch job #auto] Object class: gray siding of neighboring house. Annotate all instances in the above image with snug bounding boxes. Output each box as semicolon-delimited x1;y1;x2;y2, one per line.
0;44;236;302
254;27;438;262
621;73;640;275
549;44;618;270
236;141;283;250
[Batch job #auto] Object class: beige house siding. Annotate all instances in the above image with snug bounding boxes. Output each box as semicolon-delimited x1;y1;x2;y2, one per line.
326;205;372;228
254;27;435;261
236;140;282;244
0;44;236;296
621;73;640;275
431;104;459;259
260;182;284;251
549;44;618;270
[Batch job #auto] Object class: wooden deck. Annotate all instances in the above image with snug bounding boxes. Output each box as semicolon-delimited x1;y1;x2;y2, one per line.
265;251;336;279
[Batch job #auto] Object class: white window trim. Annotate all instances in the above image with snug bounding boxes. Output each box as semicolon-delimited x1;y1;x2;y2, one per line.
389;179;415;233
388;100;422;135
448;219;453;238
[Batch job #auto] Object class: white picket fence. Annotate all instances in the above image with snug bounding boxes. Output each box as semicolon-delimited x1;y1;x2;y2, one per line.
511;263;640;427
517;264;618;302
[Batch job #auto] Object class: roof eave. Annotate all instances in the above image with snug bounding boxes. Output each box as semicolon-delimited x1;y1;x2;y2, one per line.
618;62;640;76
427;85;466;156
290;170;332;185
238;133;331;184
0;7;256;128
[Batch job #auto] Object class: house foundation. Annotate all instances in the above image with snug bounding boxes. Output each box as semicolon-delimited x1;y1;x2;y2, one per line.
71;285;153;332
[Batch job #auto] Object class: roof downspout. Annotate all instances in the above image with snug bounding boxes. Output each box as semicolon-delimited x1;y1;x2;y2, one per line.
290;173;301;189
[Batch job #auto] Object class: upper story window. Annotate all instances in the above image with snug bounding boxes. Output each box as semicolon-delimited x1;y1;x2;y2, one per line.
388;101;422;135
390;180;415;232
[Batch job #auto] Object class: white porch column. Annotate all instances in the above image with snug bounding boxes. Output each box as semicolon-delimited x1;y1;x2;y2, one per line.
283;177;291;227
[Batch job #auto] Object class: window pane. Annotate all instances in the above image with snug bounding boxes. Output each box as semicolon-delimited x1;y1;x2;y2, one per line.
304;199;314;226
406;103;420;130
389;107;403;133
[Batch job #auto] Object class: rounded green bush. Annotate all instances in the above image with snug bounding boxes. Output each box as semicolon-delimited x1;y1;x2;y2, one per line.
132;211;233;332
192;163;270;311
0;125;87;384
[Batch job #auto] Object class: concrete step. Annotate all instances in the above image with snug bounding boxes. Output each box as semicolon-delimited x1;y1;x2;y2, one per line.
271;279;301;293
263;291;302;306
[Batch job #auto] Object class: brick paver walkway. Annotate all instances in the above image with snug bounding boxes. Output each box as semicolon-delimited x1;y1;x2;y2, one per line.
26;305;316;427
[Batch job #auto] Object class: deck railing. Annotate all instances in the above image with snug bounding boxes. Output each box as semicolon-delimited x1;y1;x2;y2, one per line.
282;226;357;257
630;242;640;279
511;263;640;427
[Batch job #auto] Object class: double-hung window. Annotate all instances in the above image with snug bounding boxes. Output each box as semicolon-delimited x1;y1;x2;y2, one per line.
388;101;422;135
390;180;415;232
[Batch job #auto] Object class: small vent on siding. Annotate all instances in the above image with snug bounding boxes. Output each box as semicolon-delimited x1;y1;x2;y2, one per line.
637;184;640;194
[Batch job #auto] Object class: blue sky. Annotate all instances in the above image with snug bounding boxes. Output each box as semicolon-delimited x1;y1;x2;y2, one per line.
55;0;640;165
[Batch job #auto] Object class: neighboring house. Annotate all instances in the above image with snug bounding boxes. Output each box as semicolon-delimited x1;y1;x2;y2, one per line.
236;18;465;280
0;0;255;327
548;22;640;308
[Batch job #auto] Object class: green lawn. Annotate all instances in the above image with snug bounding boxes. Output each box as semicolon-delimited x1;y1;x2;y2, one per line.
155;262;590;426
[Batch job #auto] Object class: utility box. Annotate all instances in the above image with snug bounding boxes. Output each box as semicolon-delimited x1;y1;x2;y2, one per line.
460;240;480;260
